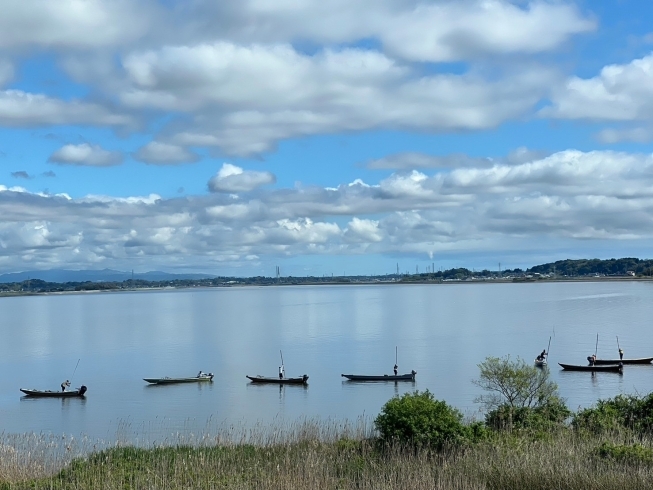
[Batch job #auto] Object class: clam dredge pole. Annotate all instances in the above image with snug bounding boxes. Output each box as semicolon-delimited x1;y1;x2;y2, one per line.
546;336;552;359
70;359;80;385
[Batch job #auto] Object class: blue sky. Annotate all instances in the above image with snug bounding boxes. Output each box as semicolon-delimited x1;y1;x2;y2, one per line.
2;0;653;277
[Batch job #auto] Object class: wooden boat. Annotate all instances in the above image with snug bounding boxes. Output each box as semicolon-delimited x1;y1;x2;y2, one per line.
143;373;214;384
246;375;309;385
558;363;623;373
591;357;653;365
20;385;87;397
341;370;417;382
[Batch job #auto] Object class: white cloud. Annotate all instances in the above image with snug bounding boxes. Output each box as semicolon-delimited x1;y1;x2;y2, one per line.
122;42;554;155
208;163;276;193
0;90;133;127
0;0;154;50
367;152;494;170
49;143;123;167
596;127;653;144
133;142;199;165
3;149;653;271
544;52;653;121
176;0;593;62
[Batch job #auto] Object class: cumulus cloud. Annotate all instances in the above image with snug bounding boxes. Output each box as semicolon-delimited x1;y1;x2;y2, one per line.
0;0;154;50
122;42;556;155
175;0;594;62
48;143;123;167
596;127;653;144
367;152;493;170
0;90;134;127
208;163;276;193
2;148;653;271
133;142;199;165
544;52;653;121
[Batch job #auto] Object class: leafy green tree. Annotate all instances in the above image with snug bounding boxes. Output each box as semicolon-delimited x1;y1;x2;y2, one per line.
473;356;565;430
374;390;476;449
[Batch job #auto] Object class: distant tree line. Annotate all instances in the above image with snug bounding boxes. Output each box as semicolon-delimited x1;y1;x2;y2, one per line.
529;258;653;277
1;257;652;293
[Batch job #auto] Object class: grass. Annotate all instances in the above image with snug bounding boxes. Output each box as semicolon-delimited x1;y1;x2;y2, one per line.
2;423;653;489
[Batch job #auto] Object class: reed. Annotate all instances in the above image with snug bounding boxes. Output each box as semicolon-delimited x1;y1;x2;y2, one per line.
2;422;653;489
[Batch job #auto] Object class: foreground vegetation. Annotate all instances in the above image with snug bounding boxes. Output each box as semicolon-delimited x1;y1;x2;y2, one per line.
4;358;653;489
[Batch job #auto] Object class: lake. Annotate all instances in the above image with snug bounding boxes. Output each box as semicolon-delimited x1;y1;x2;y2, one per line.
1;281;653;443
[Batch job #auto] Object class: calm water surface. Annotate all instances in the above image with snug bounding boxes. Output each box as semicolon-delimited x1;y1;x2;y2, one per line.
1;281;653;442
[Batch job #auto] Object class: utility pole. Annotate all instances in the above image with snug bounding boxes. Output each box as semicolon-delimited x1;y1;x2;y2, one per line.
396;263;399;275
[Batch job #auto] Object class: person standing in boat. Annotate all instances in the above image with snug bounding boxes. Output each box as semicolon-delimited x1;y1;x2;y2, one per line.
619;348;624;361
61;380;70;392
538;349;547;361
589;354;596;366
393;364;398;376
279;365;284;379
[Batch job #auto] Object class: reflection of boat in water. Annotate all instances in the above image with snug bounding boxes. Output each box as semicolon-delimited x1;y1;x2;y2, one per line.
20;385;87;397
143;373;214;384
591;356;653;365
246;375;309;385
341;371;416;382
558;363;622;373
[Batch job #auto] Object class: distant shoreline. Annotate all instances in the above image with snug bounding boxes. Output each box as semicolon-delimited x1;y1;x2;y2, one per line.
1;275;651;298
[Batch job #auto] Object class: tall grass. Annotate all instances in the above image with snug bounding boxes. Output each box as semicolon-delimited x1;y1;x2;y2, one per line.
2;422;653;489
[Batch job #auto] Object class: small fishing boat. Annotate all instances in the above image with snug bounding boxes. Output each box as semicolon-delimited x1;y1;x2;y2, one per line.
534;357;547;367
559;363;623;373
143;373;214;384
246;375;309;385
591;357;653;365
20;385;87;397
341;370;417;382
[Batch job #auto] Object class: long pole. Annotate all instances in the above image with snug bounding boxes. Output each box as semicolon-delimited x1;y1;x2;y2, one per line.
595;334;599;357
70;359;80;384
546;336;552;358
280;350;285;370
617;336;621;355
395;346;398;367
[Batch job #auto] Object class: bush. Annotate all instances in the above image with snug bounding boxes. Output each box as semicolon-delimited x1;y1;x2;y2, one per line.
374;390;476;449
596;442;653;465
486;395;571;432
573;393;653;435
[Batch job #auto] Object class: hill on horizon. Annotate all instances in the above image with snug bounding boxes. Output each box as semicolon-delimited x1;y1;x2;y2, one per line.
0;269;215;284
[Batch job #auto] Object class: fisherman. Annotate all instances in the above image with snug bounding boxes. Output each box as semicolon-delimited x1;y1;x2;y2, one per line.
537;349;547;361
61;380;70;392
197;370;203;378
619;348;624;361
279;365;284;379
589;354;596;366
393;364;398;376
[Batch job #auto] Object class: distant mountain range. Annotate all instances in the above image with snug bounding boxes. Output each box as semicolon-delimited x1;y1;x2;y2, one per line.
0;269;216;284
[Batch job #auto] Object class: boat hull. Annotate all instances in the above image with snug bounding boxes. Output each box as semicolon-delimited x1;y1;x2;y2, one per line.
593;357;653;365
559;363;622;373
246;375;308;384
21;386;87;397
534;358;547;367
144;375;214;384
341;372;416;382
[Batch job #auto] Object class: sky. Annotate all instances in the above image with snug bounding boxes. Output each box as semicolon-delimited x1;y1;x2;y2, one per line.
1;0;653;277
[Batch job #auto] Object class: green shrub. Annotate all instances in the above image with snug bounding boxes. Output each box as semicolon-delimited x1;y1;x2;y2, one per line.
374;390;474;449
596;442;653;465
573;393;653;434
486;396;571;432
